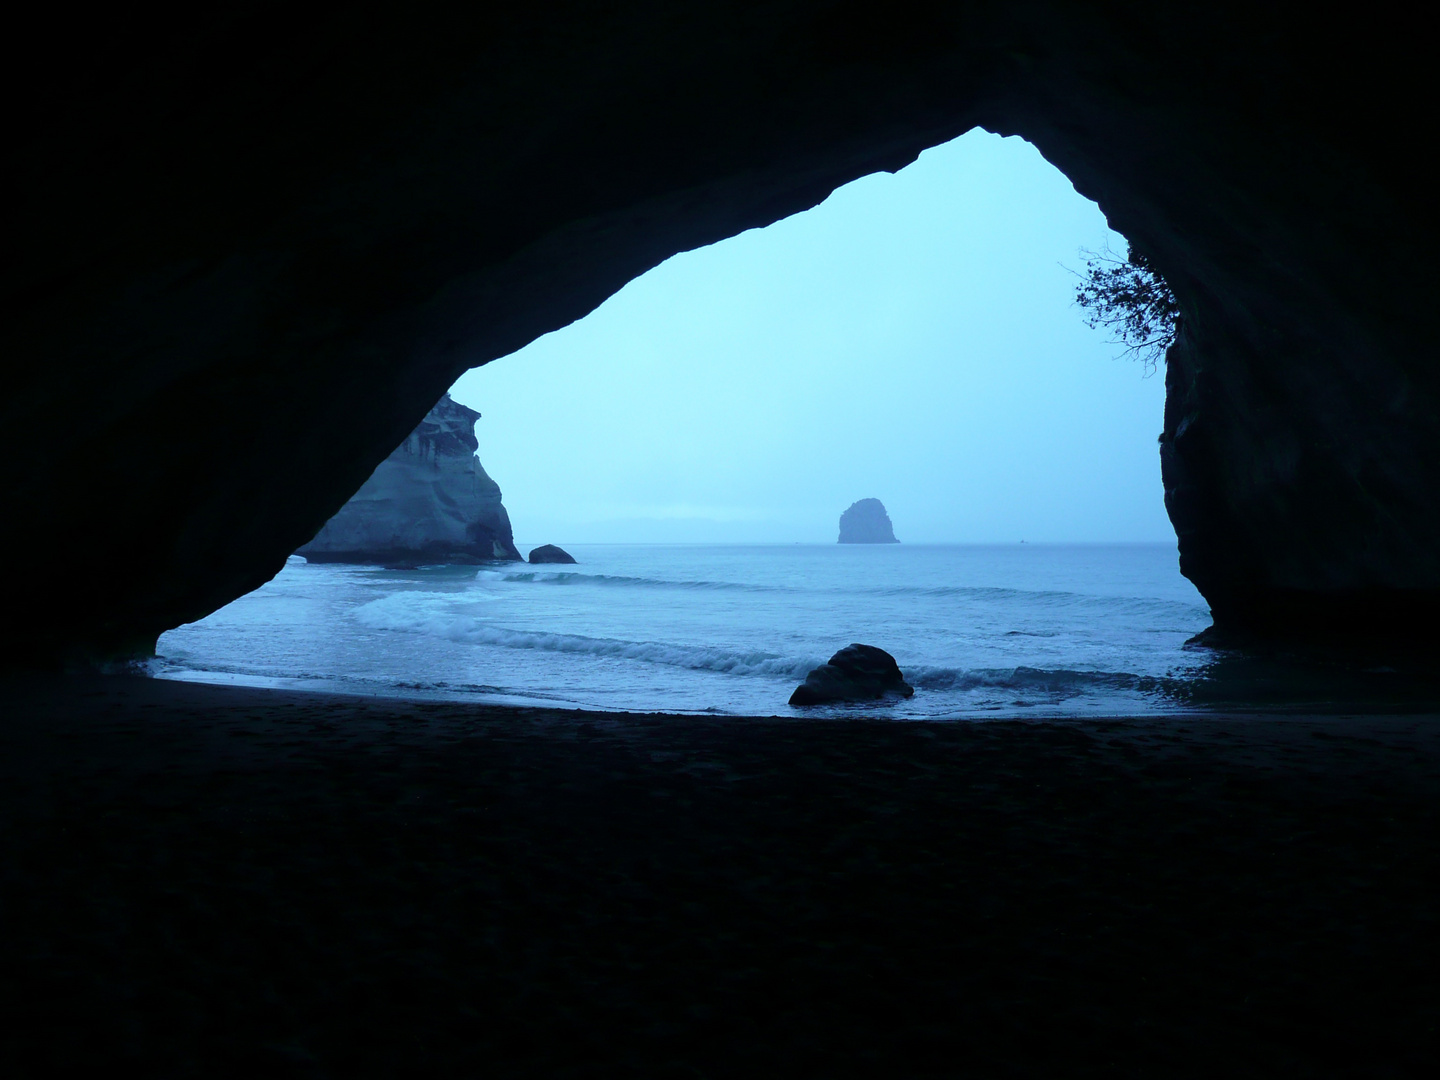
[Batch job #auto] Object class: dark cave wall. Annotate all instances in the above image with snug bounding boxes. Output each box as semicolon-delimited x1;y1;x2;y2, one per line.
983;8;1440;637
5;1;1437;662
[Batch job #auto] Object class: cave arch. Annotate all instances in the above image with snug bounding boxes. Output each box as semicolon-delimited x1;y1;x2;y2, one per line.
7;2;1437;664
450;128;1172;546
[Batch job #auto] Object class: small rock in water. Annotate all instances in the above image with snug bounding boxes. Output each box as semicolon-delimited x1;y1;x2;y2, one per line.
838;498;898;543
528;544;577;564
789;644;915;706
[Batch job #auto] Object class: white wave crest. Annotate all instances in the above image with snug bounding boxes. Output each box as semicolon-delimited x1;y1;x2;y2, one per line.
355;594;818;679
906;664;1168;694
476;569;776;592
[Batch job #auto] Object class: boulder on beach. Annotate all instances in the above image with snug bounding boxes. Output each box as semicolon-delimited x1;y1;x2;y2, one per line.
789;644;915;706
838;499;898;544
528;544;577;564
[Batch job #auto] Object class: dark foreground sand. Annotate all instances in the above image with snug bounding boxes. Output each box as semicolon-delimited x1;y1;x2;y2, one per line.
2;677;1437;1077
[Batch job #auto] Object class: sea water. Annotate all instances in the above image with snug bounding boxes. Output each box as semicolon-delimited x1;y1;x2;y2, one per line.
154;542;1254;717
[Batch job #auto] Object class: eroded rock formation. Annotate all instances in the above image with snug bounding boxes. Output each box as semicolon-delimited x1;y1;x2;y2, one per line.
297;395;520;565
838;499;899;544
6;2;1438;663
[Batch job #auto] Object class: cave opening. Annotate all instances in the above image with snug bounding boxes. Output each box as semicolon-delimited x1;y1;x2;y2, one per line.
449;129;1172;547
9;2;1438;672
10;13;1440;1073
156;129;1214;717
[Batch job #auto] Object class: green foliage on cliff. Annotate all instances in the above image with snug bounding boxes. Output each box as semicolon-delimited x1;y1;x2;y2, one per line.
1074;244;1178;372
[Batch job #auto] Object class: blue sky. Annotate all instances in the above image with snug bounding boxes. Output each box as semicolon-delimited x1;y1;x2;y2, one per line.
450;129;1171;546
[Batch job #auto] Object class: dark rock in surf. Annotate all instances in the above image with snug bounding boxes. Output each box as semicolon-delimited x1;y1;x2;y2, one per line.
789;644;915;706
529;544;577;564
838;499;899;544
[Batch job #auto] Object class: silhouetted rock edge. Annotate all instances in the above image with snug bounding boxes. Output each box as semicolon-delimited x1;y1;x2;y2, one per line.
790;644;916;706
529;545;577;564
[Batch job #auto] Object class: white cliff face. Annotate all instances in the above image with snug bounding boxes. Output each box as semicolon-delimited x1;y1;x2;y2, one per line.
298;394;521;564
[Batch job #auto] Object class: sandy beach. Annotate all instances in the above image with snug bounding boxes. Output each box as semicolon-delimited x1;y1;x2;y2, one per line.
3;675;1437;1076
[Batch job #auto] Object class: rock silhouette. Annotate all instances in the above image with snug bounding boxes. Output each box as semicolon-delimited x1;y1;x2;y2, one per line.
529;544;577;564
790;644;916;706
838;499;899;544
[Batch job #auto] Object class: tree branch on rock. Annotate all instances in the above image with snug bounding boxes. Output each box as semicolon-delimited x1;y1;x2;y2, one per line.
1072;243;1179;374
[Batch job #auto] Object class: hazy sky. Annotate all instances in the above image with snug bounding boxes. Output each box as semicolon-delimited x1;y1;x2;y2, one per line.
450;129;1171;546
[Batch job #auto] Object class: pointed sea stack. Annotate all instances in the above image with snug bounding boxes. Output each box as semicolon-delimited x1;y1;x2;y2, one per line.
298;395;522;565
838;499;898;544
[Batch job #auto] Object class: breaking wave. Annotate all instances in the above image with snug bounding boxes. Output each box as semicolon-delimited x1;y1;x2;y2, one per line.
476;569;780;592
906;664;1177;696
475;569;1204;617
356;595;820;679
354;594;1192;701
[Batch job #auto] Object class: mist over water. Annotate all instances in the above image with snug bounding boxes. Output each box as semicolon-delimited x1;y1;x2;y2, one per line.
159;543;1222;717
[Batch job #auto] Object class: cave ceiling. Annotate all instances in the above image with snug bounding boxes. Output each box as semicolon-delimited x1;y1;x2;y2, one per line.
5;1;1436;663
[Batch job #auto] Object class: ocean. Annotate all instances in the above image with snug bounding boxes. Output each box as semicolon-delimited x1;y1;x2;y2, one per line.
156;542;1247;717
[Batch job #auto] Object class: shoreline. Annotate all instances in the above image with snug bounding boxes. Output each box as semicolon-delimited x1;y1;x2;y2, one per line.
148;661;1440;722
5;674;1438;1074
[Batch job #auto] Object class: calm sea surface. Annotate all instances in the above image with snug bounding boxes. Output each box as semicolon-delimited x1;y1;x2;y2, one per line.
156;543;1253;717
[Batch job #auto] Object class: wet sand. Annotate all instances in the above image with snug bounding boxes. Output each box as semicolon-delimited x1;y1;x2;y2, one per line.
3;675;1437;1076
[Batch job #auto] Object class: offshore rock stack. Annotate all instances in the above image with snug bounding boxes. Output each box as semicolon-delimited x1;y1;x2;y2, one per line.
298;395;522;566
838;499;899;544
